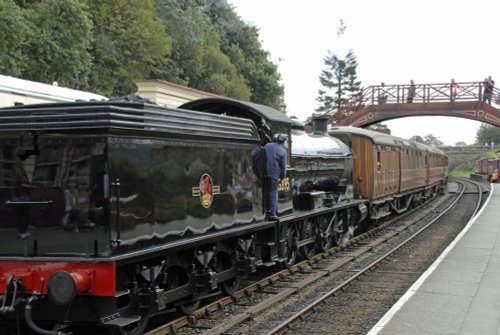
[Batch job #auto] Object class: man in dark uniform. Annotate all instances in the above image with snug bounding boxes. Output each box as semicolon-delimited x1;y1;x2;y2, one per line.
252;131;270;215
264;133;287;220
251;131;270;178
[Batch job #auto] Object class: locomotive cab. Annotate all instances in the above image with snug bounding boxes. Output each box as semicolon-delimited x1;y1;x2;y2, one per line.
181;98;294;218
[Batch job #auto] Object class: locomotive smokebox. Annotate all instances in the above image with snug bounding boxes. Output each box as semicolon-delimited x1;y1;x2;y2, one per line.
312;116;329;135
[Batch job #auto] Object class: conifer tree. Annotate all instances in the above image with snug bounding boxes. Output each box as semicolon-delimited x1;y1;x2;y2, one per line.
316;20;362;122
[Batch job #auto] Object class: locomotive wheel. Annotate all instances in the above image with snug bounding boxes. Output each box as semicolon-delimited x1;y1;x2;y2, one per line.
300;220;316;259
318;215;335;252
120;315;150;335
166;266;200;315
279;224;297;268
332;215;349;246
215;249;241;295
176;298;201;315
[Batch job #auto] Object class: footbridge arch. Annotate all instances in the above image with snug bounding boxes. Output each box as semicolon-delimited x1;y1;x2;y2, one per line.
335;81;500;127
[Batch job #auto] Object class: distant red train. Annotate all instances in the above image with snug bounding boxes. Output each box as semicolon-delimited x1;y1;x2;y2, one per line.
474;158;500;182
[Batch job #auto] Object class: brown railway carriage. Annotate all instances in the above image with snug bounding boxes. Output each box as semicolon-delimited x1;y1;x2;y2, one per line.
474;157;500;182
329;127;448;219
427;146;449;185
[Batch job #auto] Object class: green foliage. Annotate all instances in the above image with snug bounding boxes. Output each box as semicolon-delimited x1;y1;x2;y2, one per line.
86;0;172;96
195;36;251;100
317;21;362;115
448;148;496;173
422;134;445;147
154;0;251;100
154;0;210;85
2;0;283;103
0;0;93;87
317;47;363;114
205;0;283;106
409;134;445;147
367;123;389;133
475;124;500;147
0;0;29;76
409;135;425;144
154;0;282;104
22;0;93;88
449;167;472;177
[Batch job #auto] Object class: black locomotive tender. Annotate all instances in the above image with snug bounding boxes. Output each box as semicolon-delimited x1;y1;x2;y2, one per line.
0;98;447;334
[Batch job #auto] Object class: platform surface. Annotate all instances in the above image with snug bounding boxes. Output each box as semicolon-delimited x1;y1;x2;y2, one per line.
368;183;500;335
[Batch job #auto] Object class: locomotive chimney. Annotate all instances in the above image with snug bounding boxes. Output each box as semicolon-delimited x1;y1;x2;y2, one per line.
313;116;329;135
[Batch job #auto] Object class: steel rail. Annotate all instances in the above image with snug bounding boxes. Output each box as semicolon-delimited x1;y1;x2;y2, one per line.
265;180;470;335
144;190;450;335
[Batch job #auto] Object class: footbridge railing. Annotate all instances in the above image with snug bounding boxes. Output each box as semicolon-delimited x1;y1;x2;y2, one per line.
359;81;499;106
335;81;500;128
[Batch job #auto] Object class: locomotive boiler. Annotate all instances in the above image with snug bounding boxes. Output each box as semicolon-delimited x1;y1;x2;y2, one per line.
290;117;358;214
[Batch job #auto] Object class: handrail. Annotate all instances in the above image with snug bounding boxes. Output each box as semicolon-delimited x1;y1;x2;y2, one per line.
341;81;500;115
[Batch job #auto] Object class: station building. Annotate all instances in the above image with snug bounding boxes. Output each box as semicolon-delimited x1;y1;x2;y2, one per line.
133;79;224;108
0;75;107;107
0;75;223;109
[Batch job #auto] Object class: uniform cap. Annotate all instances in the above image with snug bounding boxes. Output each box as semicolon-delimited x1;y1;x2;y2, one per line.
273;133;288;143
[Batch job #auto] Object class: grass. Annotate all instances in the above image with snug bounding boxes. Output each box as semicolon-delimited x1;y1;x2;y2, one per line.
449;167;472;177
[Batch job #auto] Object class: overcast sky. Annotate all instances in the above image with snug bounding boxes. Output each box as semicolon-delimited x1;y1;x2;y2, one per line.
228;0;500;146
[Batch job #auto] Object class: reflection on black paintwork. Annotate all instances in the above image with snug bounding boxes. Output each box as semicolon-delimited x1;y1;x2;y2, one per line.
0;136;108;256
108;138;261;247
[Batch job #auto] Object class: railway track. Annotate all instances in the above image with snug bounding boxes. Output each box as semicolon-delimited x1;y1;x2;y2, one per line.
263;177;484;335
143;178;486;335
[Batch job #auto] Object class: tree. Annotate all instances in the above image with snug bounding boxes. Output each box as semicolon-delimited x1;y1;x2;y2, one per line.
154;0;210;86
86;0;172;96
0;0;282;102
0;0;29;76
20;0;94;88
455;141;467;147
409;135;425;144
423;134;445;147
316;20;363;121
154;0;251;100
205;0;283;107
475;124;500;146
368;123;389;134
193;30;251;100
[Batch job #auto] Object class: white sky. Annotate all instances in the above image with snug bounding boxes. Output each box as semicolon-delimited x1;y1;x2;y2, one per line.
228;0;500;146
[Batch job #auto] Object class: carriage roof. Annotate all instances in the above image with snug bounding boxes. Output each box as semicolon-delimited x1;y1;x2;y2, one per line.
330;126;446;155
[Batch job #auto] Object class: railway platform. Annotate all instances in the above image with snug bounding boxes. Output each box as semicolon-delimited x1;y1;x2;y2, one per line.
367;183;500;335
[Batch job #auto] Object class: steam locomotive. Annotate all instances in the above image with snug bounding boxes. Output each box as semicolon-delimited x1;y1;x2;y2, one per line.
0;98;447;334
